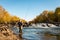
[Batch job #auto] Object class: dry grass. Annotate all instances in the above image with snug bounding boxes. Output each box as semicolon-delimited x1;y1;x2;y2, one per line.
0;25;22;40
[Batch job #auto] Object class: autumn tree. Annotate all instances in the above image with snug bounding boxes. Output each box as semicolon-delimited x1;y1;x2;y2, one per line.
58;12;60;22
55;7;60;22
11;16;20;22
30;10;49;23
47;11;55;23
0;6;26;24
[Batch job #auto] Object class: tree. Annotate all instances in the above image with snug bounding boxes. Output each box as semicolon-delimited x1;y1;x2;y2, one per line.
11;16;20;23
0;6;26;24
55;7;60;22
58;12;60;22
33;10;48;23
47;11;55;23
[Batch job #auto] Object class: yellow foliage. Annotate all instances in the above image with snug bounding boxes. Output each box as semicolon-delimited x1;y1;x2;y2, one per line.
11;16;20;22
0;6;22;23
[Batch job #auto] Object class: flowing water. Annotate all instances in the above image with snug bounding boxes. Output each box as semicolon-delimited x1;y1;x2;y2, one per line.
11;26;60;40
22;27;60;40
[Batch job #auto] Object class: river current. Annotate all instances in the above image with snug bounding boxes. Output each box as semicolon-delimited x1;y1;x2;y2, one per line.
11;26;60;40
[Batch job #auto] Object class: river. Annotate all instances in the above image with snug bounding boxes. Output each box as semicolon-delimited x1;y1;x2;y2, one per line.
11;26;60;40
22;27;60;40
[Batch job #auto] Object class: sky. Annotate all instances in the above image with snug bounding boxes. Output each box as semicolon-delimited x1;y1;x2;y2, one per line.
0;0;60;21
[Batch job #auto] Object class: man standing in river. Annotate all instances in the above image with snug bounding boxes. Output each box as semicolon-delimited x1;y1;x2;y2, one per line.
17;20;22;38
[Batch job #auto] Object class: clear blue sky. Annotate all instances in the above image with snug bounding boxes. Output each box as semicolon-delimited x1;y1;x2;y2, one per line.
0;0;60;21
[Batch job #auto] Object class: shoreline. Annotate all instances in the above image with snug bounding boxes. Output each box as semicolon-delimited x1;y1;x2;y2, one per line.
0;24;22;40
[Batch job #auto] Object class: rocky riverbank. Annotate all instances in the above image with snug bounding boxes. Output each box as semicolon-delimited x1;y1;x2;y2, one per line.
0;24;22;40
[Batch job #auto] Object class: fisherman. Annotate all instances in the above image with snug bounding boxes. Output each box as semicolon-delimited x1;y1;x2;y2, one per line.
17;21;22;38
